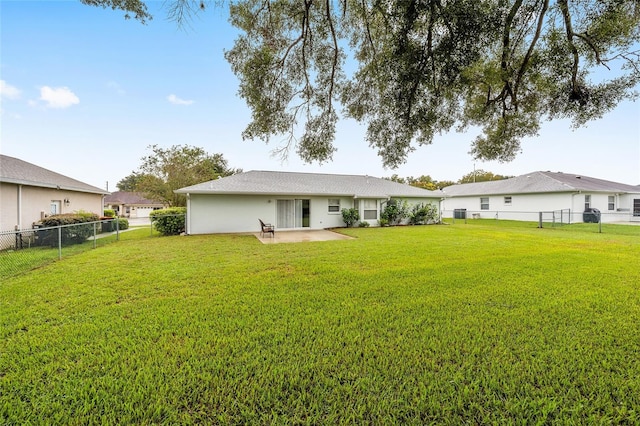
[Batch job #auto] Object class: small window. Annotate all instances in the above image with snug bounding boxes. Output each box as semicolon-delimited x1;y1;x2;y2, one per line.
480;197;489;210
363;199;377;220
504;196;512;205
328;198;340;213
608;196;615;211
584;195;591;210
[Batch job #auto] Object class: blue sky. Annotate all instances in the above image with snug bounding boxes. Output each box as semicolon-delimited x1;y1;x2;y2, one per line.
1;1;639;190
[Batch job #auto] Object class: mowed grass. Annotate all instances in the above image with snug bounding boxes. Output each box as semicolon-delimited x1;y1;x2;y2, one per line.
1;223;639;424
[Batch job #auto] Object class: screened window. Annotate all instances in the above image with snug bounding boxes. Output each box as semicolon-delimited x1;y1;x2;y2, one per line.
584;195;591;210
328;199;340;213
634;199;640;217
504;196;512;205
480;197;489;210
608;196;615;211
363;199;377;220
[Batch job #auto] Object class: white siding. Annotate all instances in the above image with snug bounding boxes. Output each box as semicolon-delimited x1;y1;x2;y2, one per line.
442;191;640;223
186;194;440;234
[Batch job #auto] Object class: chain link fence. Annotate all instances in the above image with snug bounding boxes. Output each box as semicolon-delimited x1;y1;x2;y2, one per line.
0;219;124;280
442;209;640;234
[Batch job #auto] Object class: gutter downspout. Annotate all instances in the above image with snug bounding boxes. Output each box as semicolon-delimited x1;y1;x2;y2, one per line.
186;193;191;235
17;184;23;230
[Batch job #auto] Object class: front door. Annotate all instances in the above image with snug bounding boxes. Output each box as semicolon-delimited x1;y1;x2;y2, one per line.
277;199;310;229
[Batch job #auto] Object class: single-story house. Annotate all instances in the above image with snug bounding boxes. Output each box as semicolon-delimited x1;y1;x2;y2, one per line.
440;171;640;223
0;154;108;232
175;170;440;234
104;191;167;218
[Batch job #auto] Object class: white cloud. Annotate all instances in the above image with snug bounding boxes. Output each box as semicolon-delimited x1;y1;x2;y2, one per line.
107;81;126;95
0;80;21;100
167;94;194;105
39;86;80;109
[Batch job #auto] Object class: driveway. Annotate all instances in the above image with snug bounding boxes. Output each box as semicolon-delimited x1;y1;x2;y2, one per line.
254;229;354;244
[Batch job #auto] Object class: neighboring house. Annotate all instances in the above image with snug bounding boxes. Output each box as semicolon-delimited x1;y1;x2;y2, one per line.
441;171;640;223
175;170;440;234
104;191;166;218
0;154;108;232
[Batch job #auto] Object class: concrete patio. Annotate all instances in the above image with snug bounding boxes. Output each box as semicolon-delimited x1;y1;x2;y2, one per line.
254;229;355;244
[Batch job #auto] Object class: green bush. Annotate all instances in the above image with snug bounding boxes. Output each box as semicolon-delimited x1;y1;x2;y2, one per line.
150;208;186;236
358;221;370;227
103;209;116;218
117;218;129;230
381;200;408;225
409;203;439;225
38;213;100;246
341;208;360;227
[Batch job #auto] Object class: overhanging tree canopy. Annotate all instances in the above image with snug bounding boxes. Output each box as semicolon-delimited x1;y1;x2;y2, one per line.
85;0;640;168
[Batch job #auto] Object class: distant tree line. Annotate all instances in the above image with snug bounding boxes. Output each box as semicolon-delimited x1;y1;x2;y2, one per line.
386;169;513;190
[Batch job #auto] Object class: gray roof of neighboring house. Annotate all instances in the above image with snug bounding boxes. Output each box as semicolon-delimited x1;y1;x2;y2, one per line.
175;170;438;199
441;171;640;197
104;191;165;205
0;154;108;195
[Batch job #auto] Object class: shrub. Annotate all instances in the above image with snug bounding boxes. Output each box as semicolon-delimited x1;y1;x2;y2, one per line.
38;213;100;246
103;209;116;218
358;221;370;227
117;218;129;230
341;208;360;227
380;200;409;225
409;203;439;225
379;218;389;227
150;207;186;236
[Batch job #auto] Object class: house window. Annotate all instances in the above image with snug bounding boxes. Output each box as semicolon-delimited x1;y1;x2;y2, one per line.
480;197;489;210
362;199;377;220
328;198;340;213
634;199;640;217
504;196;512;205
608;196;615;211
50;201;61;215
584;195;591;210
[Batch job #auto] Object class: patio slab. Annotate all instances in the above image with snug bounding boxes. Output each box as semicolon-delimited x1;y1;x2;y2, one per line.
254;229;354;244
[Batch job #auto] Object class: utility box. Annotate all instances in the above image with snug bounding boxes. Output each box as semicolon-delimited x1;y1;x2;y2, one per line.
454;209;467;219
583;208;601;223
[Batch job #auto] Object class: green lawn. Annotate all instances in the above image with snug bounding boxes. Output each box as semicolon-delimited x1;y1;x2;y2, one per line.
1;223;639;424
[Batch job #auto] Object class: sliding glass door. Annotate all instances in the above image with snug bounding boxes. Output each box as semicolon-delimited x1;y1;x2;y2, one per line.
277;199;310;228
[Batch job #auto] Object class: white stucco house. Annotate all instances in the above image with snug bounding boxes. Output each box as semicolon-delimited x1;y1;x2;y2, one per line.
440;171;640;223
104;191;167;218
0;154;108;233
175;170;440;234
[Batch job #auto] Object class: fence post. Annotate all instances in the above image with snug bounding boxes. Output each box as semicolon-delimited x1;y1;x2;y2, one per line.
599;214;602;233
93;222;97;249
116;217;120;241
58;226;62;260
538;212;543;228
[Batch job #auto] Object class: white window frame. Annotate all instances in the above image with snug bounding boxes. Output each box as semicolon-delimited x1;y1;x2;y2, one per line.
584;195;591;210
608;195;615;211
362;199;377;220
480;197;489;210
328;198;341;213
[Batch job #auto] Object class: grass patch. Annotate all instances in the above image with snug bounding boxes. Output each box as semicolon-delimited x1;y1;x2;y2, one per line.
1;224;639;423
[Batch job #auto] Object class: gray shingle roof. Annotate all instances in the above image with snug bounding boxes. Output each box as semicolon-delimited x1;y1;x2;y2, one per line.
0;154;108;195
104;191;164;205
442;171;640;197
175;170;438;199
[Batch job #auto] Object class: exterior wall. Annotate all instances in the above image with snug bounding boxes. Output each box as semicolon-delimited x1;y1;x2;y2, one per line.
1;182;104;232
443;191;640;223
187;194;441;234
187;194;354;234
442;192;573;222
